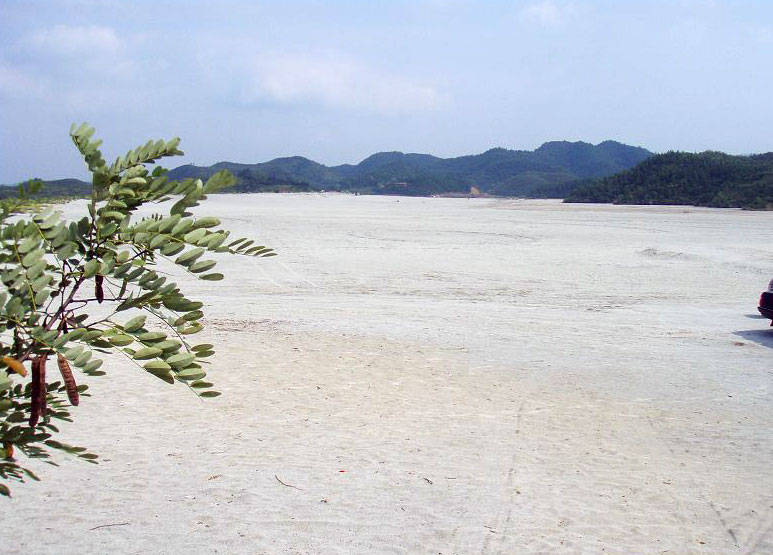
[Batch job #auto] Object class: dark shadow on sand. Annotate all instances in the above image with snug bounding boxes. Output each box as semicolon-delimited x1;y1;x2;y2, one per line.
734;328;773;349
744;313;766;319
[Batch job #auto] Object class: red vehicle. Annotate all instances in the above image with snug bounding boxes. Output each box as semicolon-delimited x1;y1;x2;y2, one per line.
759;278;773;324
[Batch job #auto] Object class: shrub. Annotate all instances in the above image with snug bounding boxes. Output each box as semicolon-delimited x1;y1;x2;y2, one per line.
0;124;275;495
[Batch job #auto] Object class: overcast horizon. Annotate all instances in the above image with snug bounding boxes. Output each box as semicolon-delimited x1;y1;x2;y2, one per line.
1;0;772;183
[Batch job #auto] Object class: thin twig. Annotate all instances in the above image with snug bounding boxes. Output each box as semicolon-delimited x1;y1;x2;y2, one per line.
90;522;129;531
274;474;303;490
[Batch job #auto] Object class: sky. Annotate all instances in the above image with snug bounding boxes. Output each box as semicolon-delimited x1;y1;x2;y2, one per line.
1;0;772;182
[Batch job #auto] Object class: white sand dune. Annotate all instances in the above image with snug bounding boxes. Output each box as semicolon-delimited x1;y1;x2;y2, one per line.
7;196;773;554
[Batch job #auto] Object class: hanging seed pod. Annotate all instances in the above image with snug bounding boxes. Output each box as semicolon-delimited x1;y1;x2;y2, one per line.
95;274;104;304
28;355;47;428
29;358;42;427
57;353;79;406
2;442;13;459
40;356;47;415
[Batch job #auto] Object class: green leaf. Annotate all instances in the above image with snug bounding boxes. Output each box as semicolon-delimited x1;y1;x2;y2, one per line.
170;219;193;236
112;262;133;278
176;368;206;381
73;351;92;367
133;347;163;360
183;228;207;244
145;367;174;384
21;248;44;267
166;352;195;368
123;315;147;333
193;217;220;228
188;259;216;273
175;247;204;266
180;310;203;322
200;273;224;281
179;322;203;335
82;259;100;279
124;267;145;281
199;391;221;398
202;232;226;249
35;329;59;343
149;234;166;250
82;359;103;372
204;170;236;193
56;243;77;260
31;275;52;291
64;345;84;360
90;339;113;349
167;300;203;315
77;330;100;343
100;258;115;275
63;328;87;341
161;242;185;256
143;360;171;371
100;222;118;236
108;334;134;346
156;215;180;233
155;340;182;352
137;271;158;287
34;289;50;306
136;331;166;342
17;235;39;254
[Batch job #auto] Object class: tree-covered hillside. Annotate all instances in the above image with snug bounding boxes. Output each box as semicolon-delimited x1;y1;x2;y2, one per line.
0;179;91;200
166;140;652;196
564;151;773;209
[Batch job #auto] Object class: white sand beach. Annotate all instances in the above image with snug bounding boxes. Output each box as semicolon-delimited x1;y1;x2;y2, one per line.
6;195;773;553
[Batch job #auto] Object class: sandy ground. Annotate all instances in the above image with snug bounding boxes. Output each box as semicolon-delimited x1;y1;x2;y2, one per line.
6;195;773;554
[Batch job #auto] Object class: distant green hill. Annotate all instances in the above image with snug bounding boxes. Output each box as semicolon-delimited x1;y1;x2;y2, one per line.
2;140;652;199
167;140;653;196
0;178;91;200
564;151;773;209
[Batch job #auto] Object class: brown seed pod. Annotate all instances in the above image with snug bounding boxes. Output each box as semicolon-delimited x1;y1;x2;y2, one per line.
40;356;47;415
95;274;104;303
1;356;26;377
28;355;47;428
3;442;13;459
57;354;79;406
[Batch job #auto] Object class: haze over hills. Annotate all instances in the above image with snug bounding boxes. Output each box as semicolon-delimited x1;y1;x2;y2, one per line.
166;140;653;196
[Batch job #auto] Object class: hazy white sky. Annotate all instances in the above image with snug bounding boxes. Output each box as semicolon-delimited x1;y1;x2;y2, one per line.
1;0;772;182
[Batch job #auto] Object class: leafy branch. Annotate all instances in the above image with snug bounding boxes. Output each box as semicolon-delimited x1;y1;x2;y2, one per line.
0;124;275;496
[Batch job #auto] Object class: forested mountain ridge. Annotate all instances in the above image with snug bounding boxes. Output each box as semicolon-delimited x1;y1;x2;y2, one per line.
0;178;91;200
564;151;773;209
10;145;771;209
2;140;653;198
166;140;653;196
